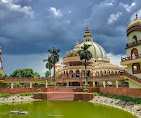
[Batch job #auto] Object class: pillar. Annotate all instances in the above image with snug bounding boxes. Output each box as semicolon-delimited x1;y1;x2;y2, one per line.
73;73;76;79
11;83;13;89
66;82;69;87
93;81;95;87
116;80;118;88
46;80;48;88
103;81;106;88
30;83;32;88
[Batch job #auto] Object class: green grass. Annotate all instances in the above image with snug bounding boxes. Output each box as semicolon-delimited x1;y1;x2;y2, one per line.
20;92;34;96
94;92;141;104
0;93;11;98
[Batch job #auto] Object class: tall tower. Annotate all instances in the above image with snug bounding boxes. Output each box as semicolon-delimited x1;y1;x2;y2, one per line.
121;14;141;78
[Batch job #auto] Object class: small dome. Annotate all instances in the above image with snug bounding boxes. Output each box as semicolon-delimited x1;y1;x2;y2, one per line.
55;63;61;67
127;14;141;32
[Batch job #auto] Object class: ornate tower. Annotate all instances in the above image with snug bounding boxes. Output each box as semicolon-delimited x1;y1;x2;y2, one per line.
121;14;141;78
0;46;3;74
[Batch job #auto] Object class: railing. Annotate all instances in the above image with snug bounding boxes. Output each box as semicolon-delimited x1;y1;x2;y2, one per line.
126;40;141;48
120;72;141;83
121;54;141;62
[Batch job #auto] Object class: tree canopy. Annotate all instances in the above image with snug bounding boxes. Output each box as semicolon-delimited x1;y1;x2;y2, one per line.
45;70;50;77
9;68;40;78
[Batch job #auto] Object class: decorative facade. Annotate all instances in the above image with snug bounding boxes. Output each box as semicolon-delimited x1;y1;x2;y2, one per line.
55;27;125;86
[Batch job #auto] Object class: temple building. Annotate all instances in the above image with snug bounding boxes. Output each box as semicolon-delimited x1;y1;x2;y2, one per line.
55;27;125;86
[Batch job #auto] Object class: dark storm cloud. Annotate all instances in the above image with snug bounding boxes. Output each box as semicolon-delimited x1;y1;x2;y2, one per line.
0;0;140;56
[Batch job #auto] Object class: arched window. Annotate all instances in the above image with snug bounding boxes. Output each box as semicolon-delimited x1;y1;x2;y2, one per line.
132;63;140;74
133;36;137;43
131;48;138;59
87;70;90;77
76;70;80;77
81;70;85;78
69;70;73;78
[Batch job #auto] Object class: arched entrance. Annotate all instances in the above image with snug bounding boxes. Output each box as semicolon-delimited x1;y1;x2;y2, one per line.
132;63;141;74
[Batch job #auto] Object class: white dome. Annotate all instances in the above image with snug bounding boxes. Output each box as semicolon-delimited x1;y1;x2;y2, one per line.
79;41;108;61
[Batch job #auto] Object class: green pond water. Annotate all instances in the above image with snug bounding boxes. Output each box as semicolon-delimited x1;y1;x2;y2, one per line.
0;101;137;118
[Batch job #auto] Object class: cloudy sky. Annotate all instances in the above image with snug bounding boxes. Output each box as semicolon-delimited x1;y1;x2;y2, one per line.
0;0;141;76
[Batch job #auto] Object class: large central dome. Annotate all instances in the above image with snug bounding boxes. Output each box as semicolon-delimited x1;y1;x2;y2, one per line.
66;27;109;63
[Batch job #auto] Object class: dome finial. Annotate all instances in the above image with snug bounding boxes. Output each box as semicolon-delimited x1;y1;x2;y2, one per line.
136;13;138;19
135;13;140;20
84;26;91;37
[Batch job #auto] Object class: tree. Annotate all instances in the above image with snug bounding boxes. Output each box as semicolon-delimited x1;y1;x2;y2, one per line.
9;68;40;78
78;43;92;85
45;70;50;78
48;47;60;82
43;56;53;79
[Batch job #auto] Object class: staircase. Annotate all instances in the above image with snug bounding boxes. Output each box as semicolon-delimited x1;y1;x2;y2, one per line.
120;72;141;84
48;87;82;101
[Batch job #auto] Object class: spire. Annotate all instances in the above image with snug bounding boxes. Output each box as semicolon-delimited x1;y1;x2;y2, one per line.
135;13;140;20
84;26;91;37
136;13;138;19
75;41;79;45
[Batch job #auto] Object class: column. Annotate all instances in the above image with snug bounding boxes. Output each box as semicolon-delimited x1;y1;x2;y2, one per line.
116;80;118;88
66;82;69;87
11;83;13;89
73;73;76;79
93;81;95;87
30;83;32;88
46;80;48;88
103;81;106;88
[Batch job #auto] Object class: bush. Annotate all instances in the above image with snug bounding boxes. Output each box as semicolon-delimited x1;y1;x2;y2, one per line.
93;92;141;104
20;92;34;96
36;89;42;92
48;84;56;86
94;92;101;96
83;83;89;86
83;89;89;92
0;93;11;98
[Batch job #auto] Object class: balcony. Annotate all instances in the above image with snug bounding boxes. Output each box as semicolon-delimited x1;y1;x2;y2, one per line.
126;40;141;49
121;54;141;65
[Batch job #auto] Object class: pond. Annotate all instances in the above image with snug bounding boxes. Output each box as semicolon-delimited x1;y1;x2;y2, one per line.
0;101;137;118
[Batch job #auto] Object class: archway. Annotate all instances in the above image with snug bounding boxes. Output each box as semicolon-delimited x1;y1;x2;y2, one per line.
69;70;73;78
132;63;140;74
133;36;137;43
131;48;138;59
76;70;80;77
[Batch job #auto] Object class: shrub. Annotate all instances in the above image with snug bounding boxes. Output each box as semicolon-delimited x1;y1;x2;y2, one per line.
83;83;89;86
36;89;42;92
94;92;101;96
20;92;34;96
83;89;89;92
48;84;56;86
0;93;11;98
93;92;141;104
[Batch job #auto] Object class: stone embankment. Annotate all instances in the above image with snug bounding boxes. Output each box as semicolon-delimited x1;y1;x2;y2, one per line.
90;96;141;118
0;94;40;103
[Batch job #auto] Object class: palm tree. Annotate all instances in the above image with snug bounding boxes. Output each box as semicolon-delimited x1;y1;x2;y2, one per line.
43;56;53;80
78;43;92;85
48;47;60;83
